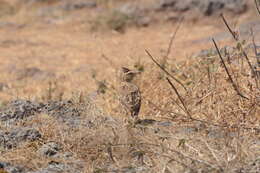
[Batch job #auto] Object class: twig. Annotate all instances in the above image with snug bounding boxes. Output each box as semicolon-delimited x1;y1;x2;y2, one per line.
221;14;257;84
250;28;258;58
220;13;238;41
242;51;259;88
101;54;117;70
250;28;260;76
255;0;260;16
145;97;185;117
212;38;249;100
145;49;187;91
107;143;116;163
165;16;184;59
202;139;221;167
139;143;222;171
166;77;192;119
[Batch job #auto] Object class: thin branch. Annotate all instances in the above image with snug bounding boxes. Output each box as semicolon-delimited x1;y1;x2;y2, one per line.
165;16;184;59
107;143;116;163
212;38;249;100
250;27;260;66
145;49;187;91
101;54;117;70
255;0;260;16
220;13;238;41
242;51;259;88
166;77;192;119
250;28;258;57
221;14;258;87
145;97;185;117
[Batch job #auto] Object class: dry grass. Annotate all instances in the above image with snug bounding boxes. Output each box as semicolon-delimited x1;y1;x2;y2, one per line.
0;0;259;172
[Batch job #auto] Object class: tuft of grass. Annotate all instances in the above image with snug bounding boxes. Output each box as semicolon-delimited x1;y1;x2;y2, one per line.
91;10;130;32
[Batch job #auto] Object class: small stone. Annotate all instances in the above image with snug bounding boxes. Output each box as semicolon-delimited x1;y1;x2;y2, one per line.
38;142;61;157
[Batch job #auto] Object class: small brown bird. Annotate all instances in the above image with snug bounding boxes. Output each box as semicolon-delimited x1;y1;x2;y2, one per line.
118;67;141;119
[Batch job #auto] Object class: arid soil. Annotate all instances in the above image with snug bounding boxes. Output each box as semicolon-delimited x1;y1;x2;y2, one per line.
0;0;259;173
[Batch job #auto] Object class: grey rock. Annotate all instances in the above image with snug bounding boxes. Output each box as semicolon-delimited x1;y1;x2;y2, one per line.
0;99;44;122
157;0;247;15
157;121;173;127
116;3;151;27
157;0;192;12
0;162;26;173
136;16;151;27
178;126;198;134
233;158;260;173
0;128;41;149
199;0;225;16
38;142;61;157
41;100;81;120
53;152;73;159
61;0;97;11
116;166;150;173
117;3;141;18
0;99;106;128
206;127;225;139
28;161;84;173
225;0;247;14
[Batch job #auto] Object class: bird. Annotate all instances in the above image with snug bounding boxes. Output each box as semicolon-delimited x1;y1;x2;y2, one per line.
118;67;141;119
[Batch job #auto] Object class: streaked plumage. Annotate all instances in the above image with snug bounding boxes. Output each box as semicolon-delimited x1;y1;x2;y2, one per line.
118;67;141;118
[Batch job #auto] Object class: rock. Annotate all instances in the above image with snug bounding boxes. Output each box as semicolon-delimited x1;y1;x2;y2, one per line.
199;0;225;16
157;121;173;127
41;100;81;119
117;3;140;18
38;142;61;157
27;161;84;173
233;158;260;173
61;0;97;11
0;162;26;173
135;16;151;27
0;100;44;122
116;3;151;27
225;0;247;14
156;0;247;15
0;99;106;128
135;119;157;126
157;0;192;12
0;128;41;149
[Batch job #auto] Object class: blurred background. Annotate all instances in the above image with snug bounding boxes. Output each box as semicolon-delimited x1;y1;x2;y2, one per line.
0;0;258;103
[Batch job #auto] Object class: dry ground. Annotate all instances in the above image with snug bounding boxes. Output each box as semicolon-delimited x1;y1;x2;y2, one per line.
0;0;259;173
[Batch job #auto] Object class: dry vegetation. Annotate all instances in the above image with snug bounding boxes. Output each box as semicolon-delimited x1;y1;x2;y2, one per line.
0;0;259;173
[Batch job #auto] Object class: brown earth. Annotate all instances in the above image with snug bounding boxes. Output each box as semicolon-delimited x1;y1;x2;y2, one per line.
0;0;259;173
0;0;258;103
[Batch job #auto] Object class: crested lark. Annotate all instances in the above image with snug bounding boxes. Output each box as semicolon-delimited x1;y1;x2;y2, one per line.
118;67;141;119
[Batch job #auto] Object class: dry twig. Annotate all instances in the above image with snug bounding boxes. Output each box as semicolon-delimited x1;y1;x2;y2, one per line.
212;38;249;100
145;49;187;91
165;16;184;59
166;77;192;119
221;14;258;86
255;0;260;16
